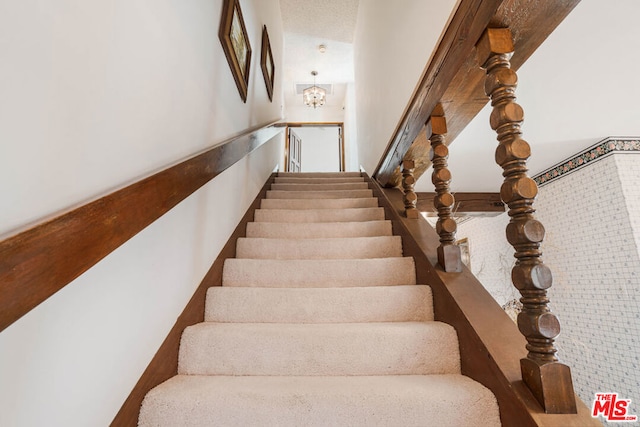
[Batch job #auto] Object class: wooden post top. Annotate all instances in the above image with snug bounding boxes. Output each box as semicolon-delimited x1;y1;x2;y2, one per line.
476;28;515;68
426;103;448;136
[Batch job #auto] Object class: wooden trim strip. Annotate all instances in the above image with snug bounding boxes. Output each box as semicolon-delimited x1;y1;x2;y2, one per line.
110;173;276;426
373;0;503;186
339;124;345;172
0;122;283;333
364;173;598;426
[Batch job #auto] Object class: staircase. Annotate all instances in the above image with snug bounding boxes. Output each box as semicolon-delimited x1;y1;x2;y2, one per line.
138;172;501;426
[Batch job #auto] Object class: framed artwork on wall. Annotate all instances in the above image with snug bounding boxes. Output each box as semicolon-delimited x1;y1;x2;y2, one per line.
260;25;275;102
219;0;252;102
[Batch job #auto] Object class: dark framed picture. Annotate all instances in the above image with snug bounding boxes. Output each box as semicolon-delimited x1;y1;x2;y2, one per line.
260;25;275;102
219;0;252;102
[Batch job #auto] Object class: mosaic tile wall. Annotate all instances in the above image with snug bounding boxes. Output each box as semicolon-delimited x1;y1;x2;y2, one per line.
458;153;640;423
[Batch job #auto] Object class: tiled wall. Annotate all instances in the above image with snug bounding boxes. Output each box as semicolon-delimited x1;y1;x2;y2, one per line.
617;154;640;260
458;150;640;421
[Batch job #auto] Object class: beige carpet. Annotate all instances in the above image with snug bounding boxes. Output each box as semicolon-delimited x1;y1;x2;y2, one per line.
138;172;501;426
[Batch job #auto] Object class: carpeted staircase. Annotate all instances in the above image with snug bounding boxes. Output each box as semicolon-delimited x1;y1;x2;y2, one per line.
138;172;501;426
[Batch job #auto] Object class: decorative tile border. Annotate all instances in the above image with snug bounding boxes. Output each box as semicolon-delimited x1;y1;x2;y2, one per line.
533;137;640;187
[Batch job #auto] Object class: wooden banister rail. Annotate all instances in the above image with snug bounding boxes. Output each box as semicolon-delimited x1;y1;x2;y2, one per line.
373;0;580;188
370;0;583;415
365;175;598;426
0;121;284;333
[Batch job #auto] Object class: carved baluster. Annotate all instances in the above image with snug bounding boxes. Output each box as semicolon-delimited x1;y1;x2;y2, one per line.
476;28;577;413
429;110;462;272
402;160;419;219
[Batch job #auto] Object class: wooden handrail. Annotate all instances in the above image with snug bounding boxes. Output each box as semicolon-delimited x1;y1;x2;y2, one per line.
365;175;598;426
373;0;580;187
0;121;284;333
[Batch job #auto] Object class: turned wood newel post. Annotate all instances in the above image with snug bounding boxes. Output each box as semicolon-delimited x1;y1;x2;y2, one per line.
402;160;419;219
428;110;462;272
476;28;577;414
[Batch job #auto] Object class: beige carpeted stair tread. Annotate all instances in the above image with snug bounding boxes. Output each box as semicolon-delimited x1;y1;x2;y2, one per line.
222;257;416;287
267;189;372;199
138;171;503;426
205;285;434;323
139;374;501;427
270;182;370;191
236;236;402;259
277;172;362;178
260;197;378;209
254;207;385;223
274;176;365;184
178;322;460;376
245;220;393;238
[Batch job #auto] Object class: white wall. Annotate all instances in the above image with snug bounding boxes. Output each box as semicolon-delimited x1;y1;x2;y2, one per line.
458;153;640;419
343;82;359;171
352;0;457;173
417;0;640;193
0;0;285;425
294;127;341;172
285;105;345;123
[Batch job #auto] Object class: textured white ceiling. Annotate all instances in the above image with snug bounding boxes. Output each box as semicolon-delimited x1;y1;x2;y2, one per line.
279;0;359;112
283;34;354;88
279;0;359;42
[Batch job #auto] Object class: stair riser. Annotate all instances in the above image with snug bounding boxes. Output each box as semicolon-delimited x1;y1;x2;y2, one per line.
277;172;361;178
205;286;434;323
270;183;370;191
236;236;402;259
266;190;373;199
274;177;365;184
222;258;417;287
254;208;385;223
260;198;378;210
178;322;460;376
245;221;393;238
139;375;501;427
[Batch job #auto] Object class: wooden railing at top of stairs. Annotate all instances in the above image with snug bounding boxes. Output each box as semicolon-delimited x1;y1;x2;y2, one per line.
371;0;588;417
0;121;284;333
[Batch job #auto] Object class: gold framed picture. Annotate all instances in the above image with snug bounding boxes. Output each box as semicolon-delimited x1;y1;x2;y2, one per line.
219;0;252;102
260;25;275;102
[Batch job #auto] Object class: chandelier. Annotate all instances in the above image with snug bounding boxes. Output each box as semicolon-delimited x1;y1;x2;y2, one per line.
303;71;326;108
